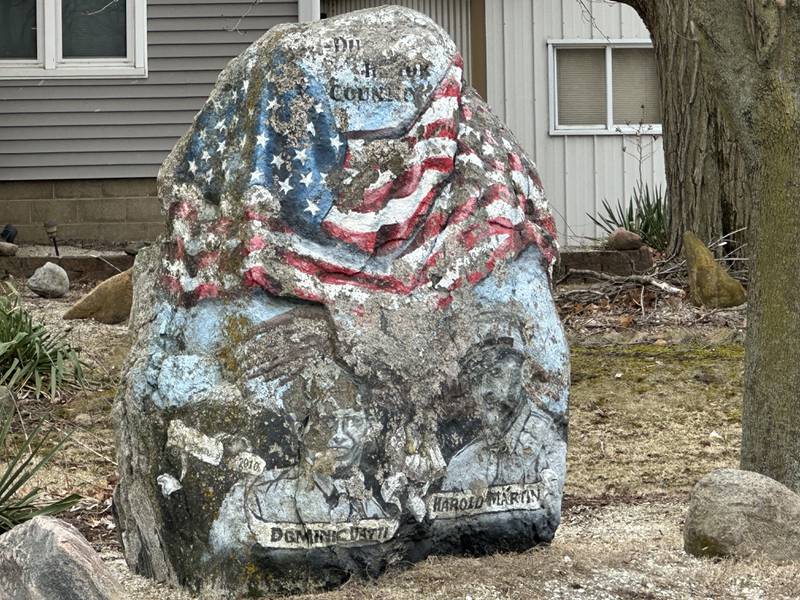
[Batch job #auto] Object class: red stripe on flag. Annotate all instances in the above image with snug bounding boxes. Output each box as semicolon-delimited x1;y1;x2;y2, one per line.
283;251;416;294
321;220;379;253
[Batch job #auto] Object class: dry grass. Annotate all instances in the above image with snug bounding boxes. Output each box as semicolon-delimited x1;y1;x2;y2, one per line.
567;343;742;500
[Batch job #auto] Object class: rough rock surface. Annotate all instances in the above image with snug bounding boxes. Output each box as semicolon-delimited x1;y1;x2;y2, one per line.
113;7;568;596
27;262;70;298
607;228;644;251
684;469;800;561
684;231;746;308
0;517;123;600
63;269;133;324
0;241;18;256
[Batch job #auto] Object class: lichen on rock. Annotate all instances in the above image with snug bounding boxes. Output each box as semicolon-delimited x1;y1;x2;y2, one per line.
113;6;569;596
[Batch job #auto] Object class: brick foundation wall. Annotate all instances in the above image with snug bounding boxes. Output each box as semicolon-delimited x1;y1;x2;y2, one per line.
0;179;165;245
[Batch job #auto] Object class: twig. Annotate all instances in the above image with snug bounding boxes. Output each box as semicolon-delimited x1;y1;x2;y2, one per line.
567;269;686;296
226;0;261;34
90;254;122;274
55;426;117;466
84;0;119;16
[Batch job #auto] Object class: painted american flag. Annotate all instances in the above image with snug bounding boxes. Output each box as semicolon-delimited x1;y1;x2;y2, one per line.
159;48;557;308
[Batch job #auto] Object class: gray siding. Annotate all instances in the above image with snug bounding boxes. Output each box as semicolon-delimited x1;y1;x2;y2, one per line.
0;0;298;181
485;0;666;246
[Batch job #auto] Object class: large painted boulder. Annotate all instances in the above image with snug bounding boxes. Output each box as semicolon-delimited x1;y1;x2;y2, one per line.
113;6;569;595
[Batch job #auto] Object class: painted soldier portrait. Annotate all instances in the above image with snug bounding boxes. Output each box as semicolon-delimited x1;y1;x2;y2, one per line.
441;319;563;496
208;313;393;553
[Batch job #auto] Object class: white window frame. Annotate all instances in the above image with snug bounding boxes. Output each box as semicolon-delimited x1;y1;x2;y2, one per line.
548;38;661;136
0;0;147;79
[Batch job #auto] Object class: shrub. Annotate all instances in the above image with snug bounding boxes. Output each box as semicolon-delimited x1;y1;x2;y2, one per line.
589;182;669;252
0;287;85;399
0;409;81;533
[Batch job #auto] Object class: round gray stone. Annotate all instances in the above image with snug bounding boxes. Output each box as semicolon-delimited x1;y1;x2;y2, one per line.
27;262;69;298
684;468;800;562
0;517;122;600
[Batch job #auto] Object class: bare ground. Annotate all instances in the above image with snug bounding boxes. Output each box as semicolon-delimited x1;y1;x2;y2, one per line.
6;279;790;600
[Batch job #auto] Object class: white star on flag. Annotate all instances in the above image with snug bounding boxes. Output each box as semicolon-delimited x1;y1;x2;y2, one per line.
256;133;268;148
330;135;343;151
320;172;328;184
304;200;320;216
242;80;250;93
279;176;293;194
205;168;214;181
314;103;324;114
214;119;226;131
440;185;454;204
294;148;308;166
271;154;285;169
306;122;316;136
217;140;227;153
202;150;211;161
250;168;263;183
188;161;197;174
267;98;278;111
300;172;313;187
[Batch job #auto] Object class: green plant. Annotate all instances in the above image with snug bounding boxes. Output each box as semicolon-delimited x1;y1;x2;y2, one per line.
0;286;85;399
0;409;80;532
589;182;669;252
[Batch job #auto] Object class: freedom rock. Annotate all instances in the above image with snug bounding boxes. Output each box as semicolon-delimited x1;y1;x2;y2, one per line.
113;6;569;595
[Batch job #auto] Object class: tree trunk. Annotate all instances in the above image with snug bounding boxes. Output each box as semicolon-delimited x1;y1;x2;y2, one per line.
618;0;800;491
630;0;751;255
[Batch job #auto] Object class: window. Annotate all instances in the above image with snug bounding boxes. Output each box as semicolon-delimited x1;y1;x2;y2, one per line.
548;39;661;135
0;0;147;79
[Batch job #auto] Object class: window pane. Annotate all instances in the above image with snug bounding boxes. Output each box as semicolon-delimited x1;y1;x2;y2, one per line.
612;48;661;125
556;48;606;127
0;0;37;59
62;0;126;58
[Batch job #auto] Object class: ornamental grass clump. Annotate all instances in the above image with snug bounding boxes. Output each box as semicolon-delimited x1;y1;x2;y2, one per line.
590;182;669;252
0;409;80;532
0;287;85;399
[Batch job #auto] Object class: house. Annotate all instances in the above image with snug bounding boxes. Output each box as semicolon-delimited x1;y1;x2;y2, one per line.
0;0;664;246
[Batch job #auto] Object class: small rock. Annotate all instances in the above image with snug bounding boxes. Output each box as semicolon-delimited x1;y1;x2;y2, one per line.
0;516;123;600
27;262;69;298
124;241;148;256
74;413;93;427
684;468;800;562
63;269;132;324
0;241;18;257
607;228;644;251
683;231;746;308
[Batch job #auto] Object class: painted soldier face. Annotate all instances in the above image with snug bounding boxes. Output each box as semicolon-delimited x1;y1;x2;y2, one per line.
325;409;368;467
302;394;369;470
469;347;524;440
